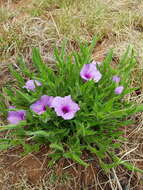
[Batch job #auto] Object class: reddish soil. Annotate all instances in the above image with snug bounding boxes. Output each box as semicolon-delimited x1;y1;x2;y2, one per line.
0;146;106;189
0;144;142;190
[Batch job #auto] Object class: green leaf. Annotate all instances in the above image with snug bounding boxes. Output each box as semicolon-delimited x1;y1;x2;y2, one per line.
87;145;105;159
77;124;96;137
26;130;51;137
16;89;33;103
0;143;12;150
17;57;32;77
64;152;89;167
9;65;25;85
112;153;143;174
0;121;26;132
32;48;44;73
50;143;64;152
21;143;40;155
88;36;99;54
135;104;143;112
48;153;62;167
100;161;118;172
102;49;113;73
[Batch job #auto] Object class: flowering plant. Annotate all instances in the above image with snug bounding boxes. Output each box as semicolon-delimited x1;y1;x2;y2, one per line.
0;39;143;170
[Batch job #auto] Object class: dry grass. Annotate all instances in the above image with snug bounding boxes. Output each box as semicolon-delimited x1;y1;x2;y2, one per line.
1;0;143;62
0;0;143;189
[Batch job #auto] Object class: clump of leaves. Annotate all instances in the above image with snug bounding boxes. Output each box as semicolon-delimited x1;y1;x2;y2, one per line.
0;38;143;172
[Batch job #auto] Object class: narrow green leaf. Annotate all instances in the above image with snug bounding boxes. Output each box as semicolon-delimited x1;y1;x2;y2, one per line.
9;65;24;85
64;152;89;167
0;121;26;131
50;143;64;152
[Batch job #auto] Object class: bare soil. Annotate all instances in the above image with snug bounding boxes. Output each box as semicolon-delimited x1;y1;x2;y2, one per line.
0;146;103;190
0;144;142;190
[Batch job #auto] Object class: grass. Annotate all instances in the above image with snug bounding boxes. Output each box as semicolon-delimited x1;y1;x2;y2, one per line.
1;0;143;61
0;0;143;189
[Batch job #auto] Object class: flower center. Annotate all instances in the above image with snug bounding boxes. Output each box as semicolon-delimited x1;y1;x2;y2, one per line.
62;106;70;114
84;73;91;79
43;106;46;111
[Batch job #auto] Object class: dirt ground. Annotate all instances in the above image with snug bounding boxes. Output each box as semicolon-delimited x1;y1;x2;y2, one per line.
0;145;142;190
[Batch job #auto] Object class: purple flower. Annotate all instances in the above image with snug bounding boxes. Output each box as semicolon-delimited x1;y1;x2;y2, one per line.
8;107;26;124
23;80;42;91
112;75;120;83
91;60;102;66
51;95;80;120
80;63;102;82
115;86;124;94
30;95;53;115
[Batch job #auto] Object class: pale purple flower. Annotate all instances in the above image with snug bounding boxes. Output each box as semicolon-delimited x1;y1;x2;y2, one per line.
115;86;124;94
8;107;26;124
112;75;120;83
51;95;80;120
23;80;42;91
80;63;102;82
30;95;53;115
91;60;102;66
9;106;16;109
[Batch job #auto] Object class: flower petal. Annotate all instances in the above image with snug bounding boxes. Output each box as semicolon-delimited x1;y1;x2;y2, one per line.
80;63;102;82
115;86;124;94
41;95;54;107
17;110;26;120
62;112;75;120
80;64;97;81
52;95;80;120
8;115;22;124
8;109;26;124
93;70;102;82
51;96;63;108
30;100;45;115
91;60;102;66
112;76;120;83
23;80;42;91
